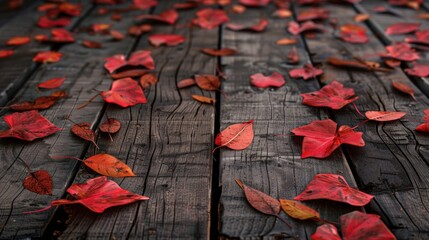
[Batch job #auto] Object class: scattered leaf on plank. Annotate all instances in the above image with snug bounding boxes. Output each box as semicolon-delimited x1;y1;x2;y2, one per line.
226;19;268;32
192;95;216;104
71;122;98;148
280;199;320;221
133;0;157;9
38;77;65;89
101;77;147;107
33;51;63;63
193;8;229;29
311;224;342;240
0;50;13;58
380;43;419;62
104;50;155;74
214;120;254;151
339;24;368;44
201;48;237;56
6;36;30;46
236;179;281;216
239;0;270;7
195;74;221;91
406;30;429;45
416;109;429;132
288;21;325;35
365;111;406;122
405;63;429;77
297;8;329;22
23;170;52;195
340;211;396;239
148;34;185;47
250;72;286;88
140;73;157;88
9;91;66;111
99;118;121;134
287;47;299;64
136;9;179;25
392;81;416;100
289;64;323;80
385;22;420;35
177;78;196;88
37;16;71;28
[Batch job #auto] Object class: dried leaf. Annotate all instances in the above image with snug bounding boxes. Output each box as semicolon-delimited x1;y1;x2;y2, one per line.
84;154;135;177
195;74;221;91
33;51;63;63
276;37;297;45
365;111;407;122
215;120;254;150
288;21;325;35
104;50;154;74
201;48;237;56
111;69;147;79
287;47;299;64
177;78;196;88
405;63;429;77
192;95;216;104
136;9;178;25
297;8;329;22
354;14;369;22
392;81;416;100
99;118;121;133
406;30;429;45
300;81;358;110
50;28;75;43
71;122;98;147
385;22;421;35
148;34;185;47
38;77;65;89
250;72;285;88
193;8;229;29
37;16;71;28
133;0;157;9
340;24;368;44
416;109;429;132
236;179;280;216
239;0;270;7
82;40;102;48
140;73;157;88
289;64;323;80
101;78;147;107
6;36;30;46
9;91;66;111
110;30;125;41
280;199;320;221
23;170;52;195
380;43;419;62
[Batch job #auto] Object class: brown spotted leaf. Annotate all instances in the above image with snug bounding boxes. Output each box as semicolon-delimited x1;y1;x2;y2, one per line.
280;199;320;221
195;74;221;91
192;95;216;104
84;154;135;177
236;179;280;216
99;118;121;134
71;122;98;148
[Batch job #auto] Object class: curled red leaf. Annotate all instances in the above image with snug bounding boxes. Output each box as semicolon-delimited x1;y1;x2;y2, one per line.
339;24;368;44
288;21;325;35
380;43;419;62
101;78;147;107
193;8;229;30
33;51;63;63
6;36;30;46
136;9;178;25
341;211;396;239
0;49;14;58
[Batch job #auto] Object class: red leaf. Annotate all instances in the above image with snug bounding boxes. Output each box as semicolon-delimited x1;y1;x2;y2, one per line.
288;21;325;35
83;154;135;177
58;2;82;16
311;224;341;240
392;81;416;100
140;73;157;88
104;55;126;74
82;40;102;48
99;118;121;133
195;74;221;91
289;64;323;80
365;111;407;122
49;176;149;213
23;170;52;195
133;0;157;9
101;78;147;107
37;16;71;28
291;119;365;158
71;122;98;148
9;91;66;111
148;34;185;47
250;72;285;88
380;43;419;62
0;49;13;58
294;174;374;206
297;8;329;22
339;24;368;44
136;9;178;25
226;19;268;32
50;28;75;43
0;110;61;141
416;109;429;132
104;50;155;74
385;22;420;35
201;48;237;56
287;47;299;64
406;30;429;45
235;179;280;216
193;8;229;30
215;120;254;150
177;78;196;88
38;77;65;89
92;23;111;33
300;81;359;110
6;36;30;46
111;69;147;79
33;51;63;63
341;211;396;240
238;0;270;7
405;63;429;77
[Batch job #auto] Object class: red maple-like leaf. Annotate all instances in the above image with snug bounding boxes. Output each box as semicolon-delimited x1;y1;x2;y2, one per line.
33;51;63;63
311;224;342;240
37;16;71;28
288;21;325;35
0;49;13;58
226;19;268;32
133;0;157;9
385;22;421;35
6;36;30;46
291;119;365;158
104;50;155;74
136;9;178;25
405;63;429;77
416;109;429;132
250;72;285;88
339;24;369;44
297;8;329;22
341;211;396;239
48;176;149;213
294;174;374;206
289;64;323;80
193;8;229;30
406;30;429;45
300;81;359;110
101;78;147;107
239;0;270;7
148;34;185;47
0;110;61;141
380;43;419;62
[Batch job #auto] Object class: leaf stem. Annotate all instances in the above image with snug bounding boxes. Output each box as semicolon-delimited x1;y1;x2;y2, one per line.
275;215;291;228
77;93;100;110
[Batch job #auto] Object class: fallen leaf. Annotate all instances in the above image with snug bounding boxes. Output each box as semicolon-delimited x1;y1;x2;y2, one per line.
341;211;396;239
232;5;246;14
288;21;325;35
416;109;429;132
111;13;122;21
9;91;66;111
111;69;147;79
37;16;71;28
250;72;285;88
128;24;152;36
298;0;323;4
392;81;416;100
23;170;52;195
365;111;406;122
311;224;342;240
133;0;157;9
101;78;147;107
71;122;98;147
195;74;221;91
83;154;135;177
82;40;102;48
177;78;196;88
47;176;149;213
38;77;65;89
92;23;111;33
226;19;268;32
99;118;121;133
388;0;422;9
385;22;421;35
201;48;237;56
289;64;323;80
192;95;216;104
236;179;280;216
33;51;63;63
406;30;429;45
104;50;155;74
0;49;13;58
50;28;75;43
291;119;365;158
327;57;387;72
354;13;369;22
148;34;185;47
238;0;270;7
300;81;359;110
280;199;320;221
140;73;157;88
405;63;429;77
110;30;125;41
276;38;297;45
340;24;368;44
6;36;30;46
418;13;429;19
0;110;61;141
215;120;254;150
272;9;291;18
174;2;198;9
193;8;229;29
297;8;329;22
380;43;419;62
287;47;299;64
294;174;373;206
136;9;178;25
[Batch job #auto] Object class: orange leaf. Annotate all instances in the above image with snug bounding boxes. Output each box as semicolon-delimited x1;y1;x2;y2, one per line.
6;36;30;46
33;51;63;63
0;49;14;58
177;78;196;88
99;118;121;134
82;40;102;48
201;48;237;56
280;199;320;221
140;73;157;88
354;14;369;22
192;94;216;104
276;37;296;45
236;179;280;216
38;77;65;89
215;120;254;150
365;111;407;122
195;74;221;91
84;154;135;177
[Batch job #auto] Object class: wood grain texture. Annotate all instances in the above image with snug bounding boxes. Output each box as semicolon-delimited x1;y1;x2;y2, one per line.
296;2;429;238
0;0;94;107
0;0;36;28
0;3;141;239
218;2;359;239
58;1;216;239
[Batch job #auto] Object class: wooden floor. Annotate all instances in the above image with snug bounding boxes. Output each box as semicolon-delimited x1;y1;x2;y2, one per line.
1;0;429;239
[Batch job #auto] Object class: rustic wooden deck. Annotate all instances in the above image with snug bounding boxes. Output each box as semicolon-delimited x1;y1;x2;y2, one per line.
1;0;429;239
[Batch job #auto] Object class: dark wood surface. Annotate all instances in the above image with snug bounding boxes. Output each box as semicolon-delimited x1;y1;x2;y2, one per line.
1;0;429;239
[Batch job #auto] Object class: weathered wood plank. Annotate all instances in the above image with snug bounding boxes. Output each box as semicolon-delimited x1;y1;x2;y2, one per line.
296;2;429;238
57;1;217;239
0;3;142;239
218;2;359;239
0;0;37;27
0;0;94;107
